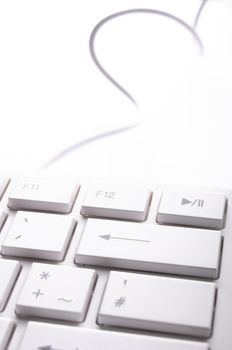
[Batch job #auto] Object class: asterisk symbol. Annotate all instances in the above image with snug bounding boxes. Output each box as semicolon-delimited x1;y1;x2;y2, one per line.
40;271;51;280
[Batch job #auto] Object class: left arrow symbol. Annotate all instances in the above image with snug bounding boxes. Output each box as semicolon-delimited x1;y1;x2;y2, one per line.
99;234;111;240
38;346;64;350
99;234;150;243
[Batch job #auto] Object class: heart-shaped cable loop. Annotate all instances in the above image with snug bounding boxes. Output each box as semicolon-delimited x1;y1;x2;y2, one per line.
89;8;205;110
41;2;208;169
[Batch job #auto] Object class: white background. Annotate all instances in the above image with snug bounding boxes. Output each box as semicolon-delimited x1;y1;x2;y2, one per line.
0;0;232;188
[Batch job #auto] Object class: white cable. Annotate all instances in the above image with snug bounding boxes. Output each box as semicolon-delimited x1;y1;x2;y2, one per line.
194;0;209;28
41;2;208;170
89;8;204;109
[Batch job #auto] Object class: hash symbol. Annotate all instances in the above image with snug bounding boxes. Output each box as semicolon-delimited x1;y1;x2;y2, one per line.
114;296;126;307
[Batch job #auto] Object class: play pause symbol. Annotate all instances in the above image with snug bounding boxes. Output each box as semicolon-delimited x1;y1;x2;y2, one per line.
181;198;204;207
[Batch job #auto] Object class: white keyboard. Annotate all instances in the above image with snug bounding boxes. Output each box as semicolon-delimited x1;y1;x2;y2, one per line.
0;173;231;350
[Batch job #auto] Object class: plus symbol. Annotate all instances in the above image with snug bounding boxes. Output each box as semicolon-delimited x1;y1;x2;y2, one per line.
32;289;44;298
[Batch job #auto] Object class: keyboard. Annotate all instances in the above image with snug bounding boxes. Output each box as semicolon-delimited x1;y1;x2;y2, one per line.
0;173;231;350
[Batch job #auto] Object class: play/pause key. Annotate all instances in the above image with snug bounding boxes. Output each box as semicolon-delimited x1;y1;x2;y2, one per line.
157;189;227;229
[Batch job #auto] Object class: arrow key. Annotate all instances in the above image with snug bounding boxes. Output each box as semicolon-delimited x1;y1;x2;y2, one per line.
75;218;222;278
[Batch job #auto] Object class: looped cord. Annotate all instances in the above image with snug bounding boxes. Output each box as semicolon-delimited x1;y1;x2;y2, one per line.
41;1;208;169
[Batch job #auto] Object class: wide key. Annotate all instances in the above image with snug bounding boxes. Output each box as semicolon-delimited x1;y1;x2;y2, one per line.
98;271;216;338
8;175;79;213
76;218;222;278
18;321;209;350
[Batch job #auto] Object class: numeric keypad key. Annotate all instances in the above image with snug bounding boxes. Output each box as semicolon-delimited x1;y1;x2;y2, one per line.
16;263;97;322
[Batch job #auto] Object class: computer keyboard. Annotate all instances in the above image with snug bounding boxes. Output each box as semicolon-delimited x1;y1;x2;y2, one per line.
0;173;231;349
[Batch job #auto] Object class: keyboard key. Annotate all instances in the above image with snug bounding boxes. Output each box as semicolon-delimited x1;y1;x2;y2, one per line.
16;263;97;322
76;218;222;278
0;176;10;200
2;211;76;261
0;318;15;350
157;189;227;229
8;175;79;213
0;211;7;231
0;259;21;311
18;321;209;350
98;271;216;338
81;183;152;221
